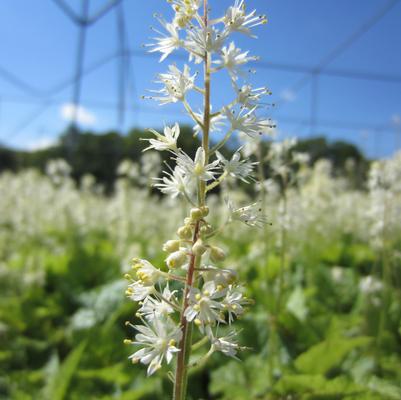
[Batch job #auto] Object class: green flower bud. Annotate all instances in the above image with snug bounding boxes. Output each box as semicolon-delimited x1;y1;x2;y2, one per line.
192;239;207;256
177;225;192;239
166;250;187;269
200;206;209;217
210;246;226;262
190;207;203;221
163;239;181;253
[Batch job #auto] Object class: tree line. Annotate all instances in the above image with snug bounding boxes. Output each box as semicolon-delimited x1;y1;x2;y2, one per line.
0;125;369;191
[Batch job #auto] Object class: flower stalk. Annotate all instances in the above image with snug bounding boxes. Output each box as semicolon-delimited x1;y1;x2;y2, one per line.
123;1;271;399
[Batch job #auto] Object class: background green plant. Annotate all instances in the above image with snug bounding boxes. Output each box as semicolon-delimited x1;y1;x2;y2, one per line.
1;142;400;400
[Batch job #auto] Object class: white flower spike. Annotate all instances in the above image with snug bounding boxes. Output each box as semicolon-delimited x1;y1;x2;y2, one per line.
127;1;268;396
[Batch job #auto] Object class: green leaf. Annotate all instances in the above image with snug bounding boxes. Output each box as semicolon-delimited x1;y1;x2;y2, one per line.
295;336;371;375
77;363;130;385
286;286;308;322
44;341;87;400
366;376;401;400
276;374;367;398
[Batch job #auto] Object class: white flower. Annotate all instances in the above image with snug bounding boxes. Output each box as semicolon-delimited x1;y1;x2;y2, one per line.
184;281;227;331
227;200;268;227
148;16;182;61
170;0;201;28
215;42;258;80
222;285;250;323
269;138;297;159
193;110;226;136
143;123;180;152
117;159;140;179
176;147;220;182
201;266;238;287
223;0;267;36
138;287;177;321
293;152;310;165
224;107;275;138
127;281;156;302
128;318;182;376
331;267;344;282
210;330;241;358
153;167;190;198
185;26;227;62
216;149;256;182
132;258;163;286
359;276;383;294
235;84;270;109
238;132;260;157
152;64;196;105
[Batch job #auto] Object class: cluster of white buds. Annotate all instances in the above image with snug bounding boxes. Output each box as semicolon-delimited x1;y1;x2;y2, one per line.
125;0;271;396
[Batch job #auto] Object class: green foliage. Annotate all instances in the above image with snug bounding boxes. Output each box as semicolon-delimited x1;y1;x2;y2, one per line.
44;341;87;400
1;156;400;399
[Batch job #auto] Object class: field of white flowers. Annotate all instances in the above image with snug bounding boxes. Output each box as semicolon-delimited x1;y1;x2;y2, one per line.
1;148;401;399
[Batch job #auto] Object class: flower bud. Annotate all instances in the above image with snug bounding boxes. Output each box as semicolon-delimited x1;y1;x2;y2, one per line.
192;239;207;256
210;246;226;262
166;250;187;269
163;239;181;253
200;224;213;236
200;206;209;217
190;207;203;220
177;225;192;239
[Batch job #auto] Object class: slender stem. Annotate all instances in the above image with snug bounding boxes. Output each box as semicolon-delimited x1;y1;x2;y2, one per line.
210;129;233;155
173;3;210;399
173;221;200;400
206;170;228;192
276;175;288;314
183;99;204;128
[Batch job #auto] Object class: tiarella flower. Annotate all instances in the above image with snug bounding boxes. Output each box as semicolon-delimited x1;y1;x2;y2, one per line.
359;276;383;294
185;26;227;62
222;0;267;36
235;84;271;109
127;281;156;302
128;318;182;376
138;287;177;320
153;166;190;198
176;147;220;182
169;0;201;28
201;266;238;287
132;258;164;286
223;107;275;138
222;285;250;323
152;64;196;104
148;16;182;61
216;149;256;182
227;200;268;227
210;330;241;358
193;110;226;136
238;132;260;157
268;137;297;159
215;42;258;80
184;281;228;331
143;123;180;152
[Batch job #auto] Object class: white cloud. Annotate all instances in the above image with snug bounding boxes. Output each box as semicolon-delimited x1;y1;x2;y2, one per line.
26;137;57;151
280;89;296;102
60;103;97;126
391;114;401;126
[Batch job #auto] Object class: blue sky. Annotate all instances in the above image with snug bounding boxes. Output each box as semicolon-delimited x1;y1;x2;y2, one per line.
0;0;400;158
